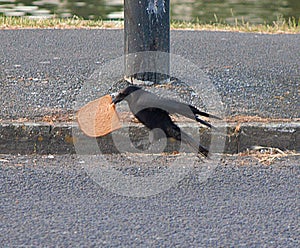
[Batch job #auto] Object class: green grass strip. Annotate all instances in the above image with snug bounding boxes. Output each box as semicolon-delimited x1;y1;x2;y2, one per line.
0;16;299;34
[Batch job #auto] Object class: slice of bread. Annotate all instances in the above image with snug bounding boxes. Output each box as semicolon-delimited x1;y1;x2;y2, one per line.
77;95;121;137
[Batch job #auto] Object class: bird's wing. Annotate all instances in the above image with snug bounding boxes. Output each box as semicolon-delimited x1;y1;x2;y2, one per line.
159;98;217;128
133;91;190;115
156;97;220;120
131;90;163;113
131;90;220;129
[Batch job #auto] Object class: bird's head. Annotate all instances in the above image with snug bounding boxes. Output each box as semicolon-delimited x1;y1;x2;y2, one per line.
112;85;141;104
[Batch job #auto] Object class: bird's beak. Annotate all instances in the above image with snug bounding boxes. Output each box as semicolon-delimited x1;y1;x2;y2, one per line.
111;92;123;104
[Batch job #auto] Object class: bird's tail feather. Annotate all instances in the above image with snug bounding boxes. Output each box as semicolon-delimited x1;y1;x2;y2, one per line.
180;130;209;157
195;116;220;132
189;105;222;120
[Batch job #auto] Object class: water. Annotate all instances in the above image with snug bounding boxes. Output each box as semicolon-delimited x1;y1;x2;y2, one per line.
0;0;299;25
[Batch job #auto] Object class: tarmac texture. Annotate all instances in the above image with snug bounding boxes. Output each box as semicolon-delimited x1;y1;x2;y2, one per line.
0;29;299;154
1;154;299;246
0;29;299;120
0;29;299;246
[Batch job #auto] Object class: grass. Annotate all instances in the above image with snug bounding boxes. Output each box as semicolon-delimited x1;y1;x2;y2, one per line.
0;15;299;34
171;16;300;34
0;16;123;29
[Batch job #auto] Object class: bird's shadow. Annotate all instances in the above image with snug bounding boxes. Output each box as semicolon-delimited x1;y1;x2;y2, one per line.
95;126;212;155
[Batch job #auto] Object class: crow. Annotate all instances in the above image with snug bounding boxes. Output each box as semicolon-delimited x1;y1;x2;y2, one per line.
112;85;221;157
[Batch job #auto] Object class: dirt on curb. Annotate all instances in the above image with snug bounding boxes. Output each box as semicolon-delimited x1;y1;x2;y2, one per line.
1;114;299;125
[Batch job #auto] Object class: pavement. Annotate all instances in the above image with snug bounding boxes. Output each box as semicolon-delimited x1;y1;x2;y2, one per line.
0;29;299;154
0;29;299;246
0;30;299;120
1;153;299;246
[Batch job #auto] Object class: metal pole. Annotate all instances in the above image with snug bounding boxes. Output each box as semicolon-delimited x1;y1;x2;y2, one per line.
124;0;170;84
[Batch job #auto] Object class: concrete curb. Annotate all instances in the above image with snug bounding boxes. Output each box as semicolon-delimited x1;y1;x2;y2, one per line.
0;121;298;155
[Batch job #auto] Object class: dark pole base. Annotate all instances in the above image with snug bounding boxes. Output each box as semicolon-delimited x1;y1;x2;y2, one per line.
124;0;170;84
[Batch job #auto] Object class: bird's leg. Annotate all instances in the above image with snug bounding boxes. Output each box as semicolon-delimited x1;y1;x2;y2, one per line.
148;128;168;153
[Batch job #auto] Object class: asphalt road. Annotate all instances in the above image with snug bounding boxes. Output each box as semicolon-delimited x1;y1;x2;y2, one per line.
1;154;299;246
0;30;299;120
0;30;299;246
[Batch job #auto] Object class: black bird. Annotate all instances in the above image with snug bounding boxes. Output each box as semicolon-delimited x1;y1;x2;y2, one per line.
112;86;221;157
